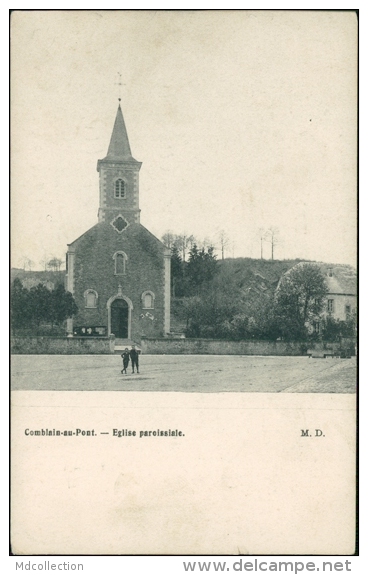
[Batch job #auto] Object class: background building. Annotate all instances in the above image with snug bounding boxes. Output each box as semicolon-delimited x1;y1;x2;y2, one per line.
319;263;357;321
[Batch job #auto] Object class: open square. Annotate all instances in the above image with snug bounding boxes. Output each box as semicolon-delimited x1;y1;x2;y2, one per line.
11;354;356;393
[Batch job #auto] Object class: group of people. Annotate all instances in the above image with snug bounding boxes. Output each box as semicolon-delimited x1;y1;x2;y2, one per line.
121;345;140;374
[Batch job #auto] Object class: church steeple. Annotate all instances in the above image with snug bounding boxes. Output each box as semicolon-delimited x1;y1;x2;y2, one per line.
103;103;137;162
97;103;142;225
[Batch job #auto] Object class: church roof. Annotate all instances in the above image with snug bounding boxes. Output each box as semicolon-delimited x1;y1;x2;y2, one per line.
102;104;138;162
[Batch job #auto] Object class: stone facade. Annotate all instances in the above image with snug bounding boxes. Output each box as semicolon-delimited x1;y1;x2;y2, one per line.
322;264;357;322
66;104;170;341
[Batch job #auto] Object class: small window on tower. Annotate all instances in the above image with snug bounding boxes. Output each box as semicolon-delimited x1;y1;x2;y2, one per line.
115;179;126;199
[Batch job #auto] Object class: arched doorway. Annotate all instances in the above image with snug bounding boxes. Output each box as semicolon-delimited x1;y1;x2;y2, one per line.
110;298;129;338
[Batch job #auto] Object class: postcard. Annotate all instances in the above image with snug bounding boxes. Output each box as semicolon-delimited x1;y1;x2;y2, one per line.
10;10;357;556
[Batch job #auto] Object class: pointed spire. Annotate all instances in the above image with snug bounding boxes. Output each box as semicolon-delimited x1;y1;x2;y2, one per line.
104;104;137;162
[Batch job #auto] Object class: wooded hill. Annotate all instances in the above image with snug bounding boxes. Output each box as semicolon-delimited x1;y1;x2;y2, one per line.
11;268;66;288
216;257;309;293
170;256;313;337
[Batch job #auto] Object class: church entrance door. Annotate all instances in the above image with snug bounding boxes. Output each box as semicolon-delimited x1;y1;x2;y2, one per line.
110;298;129;339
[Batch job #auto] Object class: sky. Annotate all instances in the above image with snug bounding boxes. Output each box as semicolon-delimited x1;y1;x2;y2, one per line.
11;10;357;269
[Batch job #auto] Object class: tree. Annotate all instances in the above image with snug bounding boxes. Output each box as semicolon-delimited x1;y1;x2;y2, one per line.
183;290;239;339
197;236;211;251
29;284;53;327
11;279;78;334
161;231;175;249
274;263;328;340
19;256;34;271
321;312;357;342
186;244;218;294
217;230;230;260
174;233;196;262
264;227;281;260
11;278;31;329
47;257;63;272
257;228;266;259
39;255;49;272
230;290;280;341
49;284;78;326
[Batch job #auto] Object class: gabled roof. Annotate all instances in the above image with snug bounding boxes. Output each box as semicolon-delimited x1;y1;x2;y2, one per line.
322;265;357;296
67;223;100;248
101;104;138;163
67;221;168;252
284;262;357;296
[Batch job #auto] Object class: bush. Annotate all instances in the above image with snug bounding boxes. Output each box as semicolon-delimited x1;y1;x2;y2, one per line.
11;279;77;335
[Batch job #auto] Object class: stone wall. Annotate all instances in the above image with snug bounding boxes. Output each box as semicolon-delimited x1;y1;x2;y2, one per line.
11;336;114;355
141;338;356;356
11;336;356;356
141;338;308;356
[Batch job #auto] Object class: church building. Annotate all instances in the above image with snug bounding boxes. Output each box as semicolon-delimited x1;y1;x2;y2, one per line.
66;102;171;342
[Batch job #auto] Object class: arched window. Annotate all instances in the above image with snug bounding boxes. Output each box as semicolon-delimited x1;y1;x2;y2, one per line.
141;290;155;309
115;179;126;199
84;289;98;308
113;251;128;275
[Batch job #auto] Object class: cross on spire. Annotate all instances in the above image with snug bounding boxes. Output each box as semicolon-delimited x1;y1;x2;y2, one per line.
115;72;125;102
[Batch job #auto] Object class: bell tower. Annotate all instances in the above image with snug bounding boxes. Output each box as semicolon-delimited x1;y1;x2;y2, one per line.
97;102;142;228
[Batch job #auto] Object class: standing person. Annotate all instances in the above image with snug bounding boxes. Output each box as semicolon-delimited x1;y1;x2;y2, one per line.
121;348;130;374
130;345;140;374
